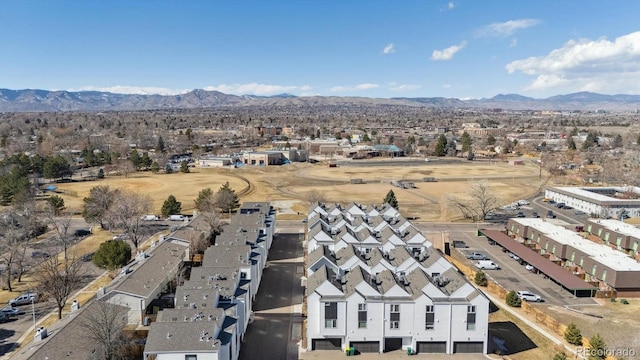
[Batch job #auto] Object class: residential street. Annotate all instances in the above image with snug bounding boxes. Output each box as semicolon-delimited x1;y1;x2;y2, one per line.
239;230;304;360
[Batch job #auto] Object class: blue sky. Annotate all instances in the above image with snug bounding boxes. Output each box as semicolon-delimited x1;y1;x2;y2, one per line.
1;1;639;99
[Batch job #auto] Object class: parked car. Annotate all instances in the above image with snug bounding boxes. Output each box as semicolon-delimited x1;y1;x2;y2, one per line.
517;199;530;206
141;215;160;221
574;210;587;216
168;214;187;221
516;291;542;302
0;312;8;323
466;252;488;260
555;202;566;209
476;260;500;270
31;251;50;259
1;306;25;317
453;240;469;248
531;211;539;218
525;264;536;272
516;211;525;218
9;292;37;306
546;210;556;219
74;229;92;237
548;199;556;204
563;205;574;210
508;252;520;261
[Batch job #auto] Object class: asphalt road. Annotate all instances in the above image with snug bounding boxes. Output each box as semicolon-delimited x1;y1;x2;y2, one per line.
239;230;304;360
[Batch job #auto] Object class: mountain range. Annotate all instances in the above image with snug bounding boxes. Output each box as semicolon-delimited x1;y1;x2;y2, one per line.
1;88;640;112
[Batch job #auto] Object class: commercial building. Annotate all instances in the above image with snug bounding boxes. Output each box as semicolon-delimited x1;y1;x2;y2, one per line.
305;203;489;354
545;186;640;218
585;219;640;260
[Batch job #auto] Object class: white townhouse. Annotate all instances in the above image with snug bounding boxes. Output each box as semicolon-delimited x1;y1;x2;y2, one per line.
305;203;489;355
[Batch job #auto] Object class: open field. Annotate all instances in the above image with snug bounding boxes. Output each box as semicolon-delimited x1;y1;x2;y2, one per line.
50;160;545;221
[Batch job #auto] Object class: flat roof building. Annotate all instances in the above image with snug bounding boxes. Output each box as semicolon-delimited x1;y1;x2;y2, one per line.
545;186;640;218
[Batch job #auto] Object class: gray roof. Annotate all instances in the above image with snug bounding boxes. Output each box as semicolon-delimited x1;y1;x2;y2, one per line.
145;322;223;353
386;246;412;267
308;245;335;267
112;240;187;298
25;301;129;360
169;214;213;242
202;245;252;268
343;266;377;298
335;245;356;266
157;308;225;328
305;265;341;296
175;287;219;309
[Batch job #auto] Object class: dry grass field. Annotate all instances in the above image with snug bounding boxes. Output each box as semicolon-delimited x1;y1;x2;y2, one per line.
50;160;544;221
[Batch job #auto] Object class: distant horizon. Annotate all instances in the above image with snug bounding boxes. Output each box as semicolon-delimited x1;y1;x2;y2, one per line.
1;1;639;99
4;87;640;102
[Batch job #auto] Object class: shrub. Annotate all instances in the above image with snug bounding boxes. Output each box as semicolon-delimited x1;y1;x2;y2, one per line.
474;270;488;287
506;290;521;307
610;297;617;302
564;323;582;346
93;240;132;270
553;352;568;360
620;299;629;305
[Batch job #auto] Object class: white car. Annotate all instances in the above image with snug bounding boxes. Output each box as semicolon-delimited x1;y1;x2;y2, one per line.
517;199;530;206
516;291;542;302
9;292;37;306
141;215;160;221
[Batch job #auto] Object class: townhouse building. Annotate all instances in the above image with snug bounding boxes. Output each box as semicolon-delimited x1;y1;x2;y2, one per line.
305;203;489;355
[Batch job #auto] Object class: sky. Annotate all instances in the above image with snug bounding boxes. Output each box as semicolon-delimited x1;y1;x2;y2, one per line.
1;0;640;99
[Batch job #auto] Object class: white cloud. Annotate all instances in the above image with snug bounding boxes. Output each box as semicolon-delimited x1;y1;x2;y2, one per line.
506;31;640;93
383;43;395;54
330;83;380;92
477;19;540;38
448;1;455;10
510;38;518;47
431;41;466;61
203;83;312;95
74;85;188;95
442;84;452;89
389;84;422;92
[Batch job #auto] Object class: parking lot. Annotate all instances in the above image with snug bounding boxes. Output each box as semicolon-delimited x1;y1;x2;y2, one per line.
449;229;596;307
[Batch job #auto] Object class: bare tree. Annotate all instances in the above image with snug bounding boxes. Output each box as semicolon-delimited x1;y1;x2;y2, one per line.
83;186;120;230
79;301;130;360
35;254;83;319
43;207;75;261
107;191;151;250
447;181;501;221
0;211;27;292
307;189;327;205
193;188;223;242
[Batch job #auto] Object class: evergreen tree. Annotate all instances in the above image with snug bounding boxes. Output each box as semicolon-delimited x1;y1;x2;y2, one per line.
150;161;160;174
581;132;598;151
93;240;132;270
161;195;182;217
553;352;568;360
129;150;141;170
434;134;448;157
165;163;174;174
486;135;496;146
612;134;623;148
141;152;152;169
97;168;105;179
506;291;521;307
474;270;487;286
216;182;239;213
461;131;473;153
566;136;577;150
156;136;166;153
194;188;215;212
43;155;72;179
587;334;606;360
383;190;399;209
180;160;190;173
564;323;583;346
46;195;65;215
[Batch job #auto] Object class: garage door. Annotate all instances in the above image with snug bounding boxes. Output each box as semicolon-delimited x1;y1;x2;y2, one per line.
350;341;379;353
416;341;447;353
453;341;484;353
384;338;402;352
312;338;341;350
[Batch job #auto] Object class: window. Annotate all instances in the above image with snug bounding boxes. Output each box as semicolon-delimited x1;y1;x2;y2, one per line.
591;265;597;275
571;252;575;262
602;270;607;282
587;225;592;233
358;303;367;329
604;232;610;241
552;245;556;255
425;305;435;330
580;257;584;266
390;304;400;329
466;305;476;331
325;302;337;328
616;237;622;247
185;355;197;360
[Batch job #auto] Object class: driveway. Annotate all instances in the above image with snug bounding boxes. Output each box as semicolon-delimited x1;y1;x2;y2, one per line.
239;230;304;360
